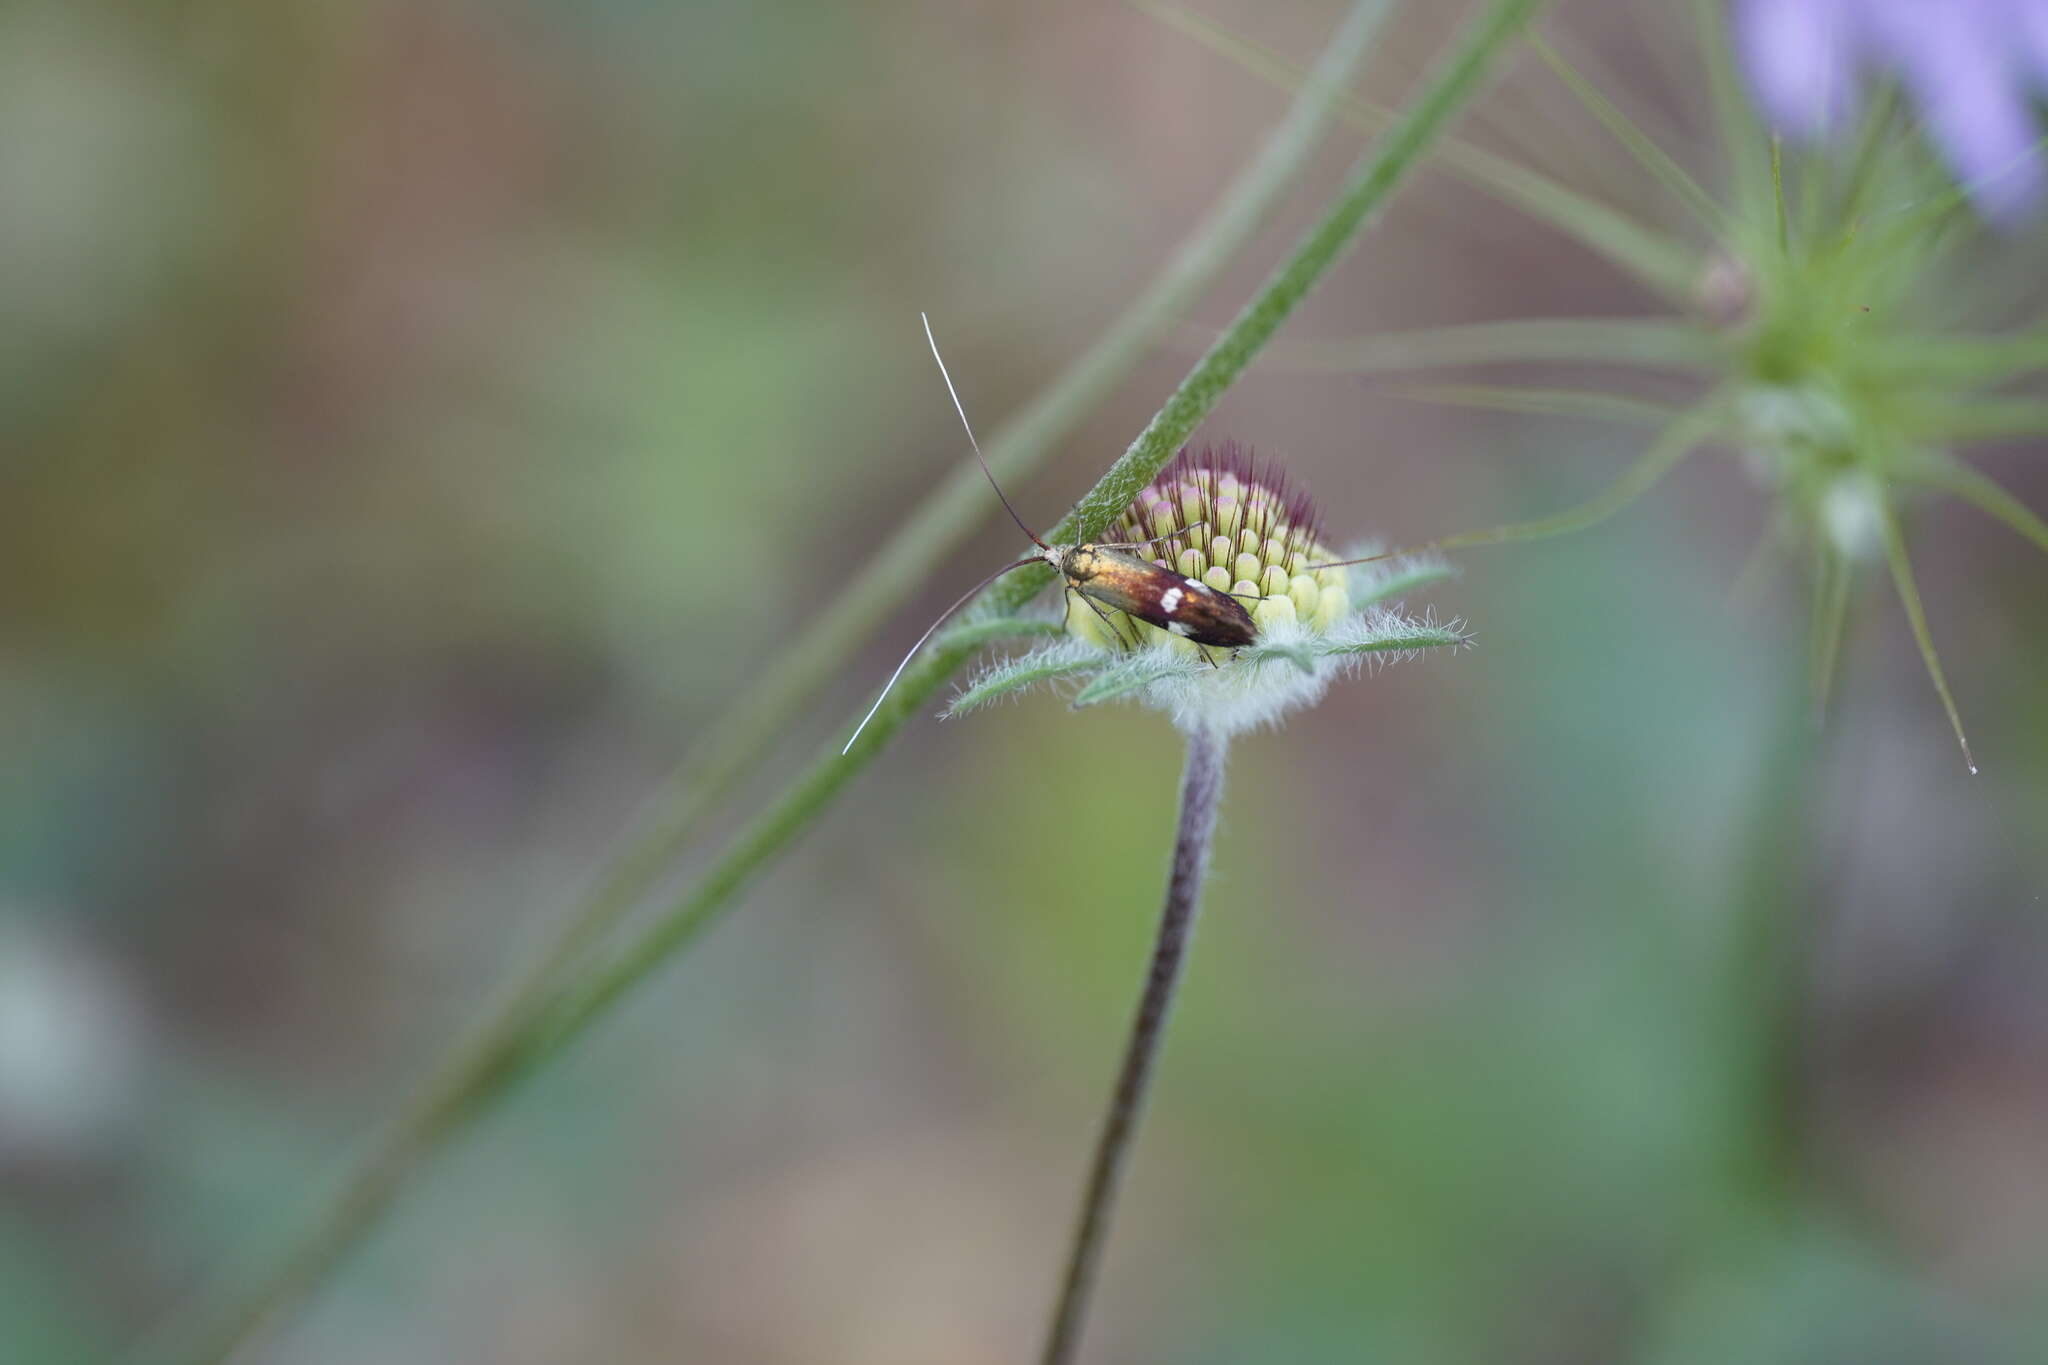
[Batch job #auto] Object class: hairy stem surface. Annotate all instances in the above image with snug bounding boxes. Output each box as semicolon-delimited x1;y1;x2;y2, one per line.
1040;726;1227;1365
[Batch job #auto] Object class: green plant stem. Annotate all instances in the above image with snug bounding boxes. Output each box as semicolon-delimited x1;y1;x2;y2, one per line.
1040;726;1227;1365
148;6;1542;1360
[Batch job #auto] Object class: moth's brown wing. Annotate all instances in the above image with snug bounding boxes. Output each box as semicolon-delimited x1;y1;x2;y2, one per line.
1076;548;1257;648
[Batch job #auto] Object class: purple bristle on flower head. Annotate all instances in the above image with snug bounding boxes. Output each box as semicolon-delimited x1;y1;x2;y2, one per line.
1736;0;2048;223
1124;441;1330;568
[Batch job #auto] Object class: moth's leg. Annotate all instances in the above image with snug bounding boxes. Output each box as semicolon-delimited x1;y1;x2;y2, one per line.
1070;585;1135;651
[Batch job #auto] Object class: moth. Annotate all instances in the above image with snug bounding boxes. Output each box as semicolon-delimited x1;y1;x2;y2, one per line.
843;317;1256;753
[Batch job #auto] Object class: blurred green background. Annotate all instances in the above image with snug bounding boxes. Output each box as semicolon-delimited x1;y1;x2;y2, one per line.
6;1;2047;1361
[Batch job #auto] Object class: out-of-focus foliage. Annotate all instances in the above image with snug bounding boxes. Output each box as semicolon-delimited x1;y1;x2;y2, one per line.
6;2;2046;1362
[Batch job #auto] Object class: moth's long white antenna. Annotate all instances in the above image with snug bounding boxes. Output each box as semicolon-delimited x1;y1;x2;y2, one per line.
923;311;1046;549
843;555;1041;755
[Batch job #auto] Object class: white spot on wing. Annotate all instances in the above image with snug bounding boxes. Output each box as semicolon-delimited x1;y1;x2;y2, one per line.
1183;578;1210;593
1159;587;1183;613
1167;621;1193;637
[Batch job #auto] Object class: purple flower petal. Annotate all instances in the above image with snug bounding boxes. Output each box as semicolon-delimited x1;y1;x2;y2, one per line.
1737;0;2048;221
1864;0;2044;221
2014;0;2048;84
1737;0;1866;139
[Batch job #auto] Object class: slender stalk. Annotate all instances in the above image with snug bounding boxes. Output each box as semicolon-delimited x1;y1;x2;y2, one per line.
1040;726;1227;1365
1391;396;1723;558
1909;453;2048;556
1235;316;1718;374
1874;492;1977;774
1529;35;1726;235
1874;329;2048;383
1719;592;1828;1223
1394;382;1682;426
146;6;1542;1360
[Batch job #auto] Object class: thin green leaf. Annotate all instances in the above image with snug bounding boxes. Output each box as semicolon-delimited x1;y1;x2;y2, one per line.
1313;626;1469;656
1396;383;1682;425
1530;35;1726;236
1830;82;1902;228
1875;494;1977;773
1874;330;2048;385
1071;652;1202;708
1724;512;1788;610
1908;398;2048;441
1808;540;1851;717
1138;0;1698;299
1248;317;1717;374
1907;453;2048;556
1691;0;1767;221
1868;128;2048;238
946;645;1106;717
1412;397;1724;555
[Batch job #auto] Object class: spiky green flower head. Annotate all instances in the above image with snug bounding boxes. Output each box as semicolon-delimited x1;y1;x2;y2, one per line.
1163;13;2048;771
950;443;1467;738
1671;81;2048;775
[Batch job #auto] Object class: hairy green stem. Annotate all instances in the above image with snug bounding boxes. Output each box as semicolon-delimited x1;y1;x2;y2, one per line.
1039;726;1227;1365
146;5;1542;1360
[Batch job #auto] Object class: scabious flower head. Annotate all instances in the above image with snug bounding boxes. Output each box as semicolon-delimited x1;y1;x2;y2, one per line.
949;443;1465;738
1737;0;2048;222
1069;443;1352;646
